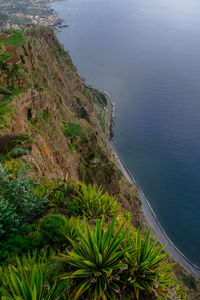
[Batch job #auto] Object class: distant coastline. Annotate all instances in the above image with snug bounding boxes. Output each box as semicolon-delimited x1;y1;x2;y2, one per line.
0;0;63;31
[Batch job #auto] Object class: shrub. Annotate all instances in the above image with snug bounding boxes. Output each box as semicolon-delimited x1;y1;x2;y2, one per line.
121;229;175;299
0;196;20;240
0;232;38;264
0;51;12;61
2;158;22;177
57;217;128;299
1;165;47;224
73;182;120;219
63;123;83;137
9;147;31;158
0;251;67;299
38;214;69;245
0;164;47;241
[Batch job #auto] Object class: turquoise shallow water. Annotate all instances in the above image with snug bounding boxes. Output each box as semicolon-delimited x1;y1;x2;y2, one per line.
52;0;200;266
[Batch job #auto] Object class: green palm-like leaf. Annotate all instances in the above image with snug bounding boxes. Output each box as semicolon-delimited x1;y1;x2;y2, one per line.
122;229;175;299
0;250;66;300
57;217;128;299
73;182;120;219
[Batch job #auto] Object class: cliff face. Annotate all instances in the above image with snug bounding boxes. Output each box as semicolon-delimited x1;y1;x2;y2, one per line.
0;25;141;224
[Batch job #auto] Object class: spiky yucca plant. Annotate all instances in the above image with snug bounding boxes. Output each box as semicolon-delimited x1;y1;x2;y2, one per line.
122;229;174;299
0;251;66;300
57;217;128;300
74;182;120;219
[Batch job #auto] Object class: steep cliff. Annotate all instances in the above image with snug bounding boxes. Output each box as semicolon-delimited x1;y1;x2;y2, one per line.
0;25;141;225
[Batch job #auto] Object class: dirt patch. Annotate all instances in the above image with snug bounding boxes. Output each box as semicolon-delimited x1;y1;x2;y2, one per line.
6;44;20;64
0;33;8;41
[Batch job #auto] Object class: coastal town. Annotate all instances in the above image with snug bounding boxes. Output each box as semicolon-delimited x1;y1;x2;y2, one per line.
0;0;62;31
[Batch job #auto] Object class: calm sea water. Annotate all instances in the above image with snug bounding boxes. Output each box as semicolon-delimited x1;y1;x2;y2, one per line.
52;0;200;266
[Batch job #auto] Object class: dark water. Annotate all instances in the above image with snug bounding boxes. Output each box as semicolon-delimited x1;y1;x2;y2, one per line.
52;0;200;266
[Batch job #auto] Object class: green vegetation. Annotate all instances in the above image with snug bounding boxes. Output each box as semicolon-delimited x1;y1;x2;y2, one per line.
0;232;38;264
0;163;184;299
0;135;33;162
0;51;12;61
0;89;28;132
44;175;76;212
72;182;120;219
0;251;67;300
0;88;26;132
9;147;31;158
0;196;19;240
1;30;25;48
57;217;128;300
122;229;174;299
29;109;52;131
20;54;25;64
38;214;69;246
67;197;82;216
116;169;123;179
0;30;25;62
0;26;187;297
0;87;12;96
0;164;47;241
68;143;74;153
63;122;84;137
0;98;15;131
87;88;107;106
56;218;179;300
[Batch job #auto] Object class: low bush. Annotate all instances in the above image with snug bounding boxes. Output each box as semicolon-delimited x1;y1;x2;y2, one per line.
0;164;47;240
0;231;38;264
63;122;83;137
9;146;31;158
38;214;69;246
0;51;12;62
0;196;20;240
2;165;46;223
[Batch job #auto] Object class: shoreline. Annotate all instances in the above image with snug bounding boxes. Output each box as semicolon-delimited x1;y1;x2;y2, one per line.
109;141;200;278
101;89;200;278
